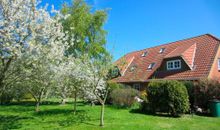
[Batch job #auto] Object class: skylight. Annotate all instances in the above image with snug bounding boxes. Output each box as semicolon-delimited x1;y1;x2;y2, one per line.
141;51;148;57
159;48;165;53
130;65;137;72
148;63;155;70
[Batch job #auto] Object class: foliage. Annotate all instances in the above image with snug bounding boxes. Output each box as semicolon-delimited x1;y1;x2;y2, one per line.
108;66;121;79
61;0;108;59
0;0;111;126
108;82;125;91
146;80;190;116
194;78;220;110
110;87;139;108
183;81;195;108
106;82;124;104
0;0;71;109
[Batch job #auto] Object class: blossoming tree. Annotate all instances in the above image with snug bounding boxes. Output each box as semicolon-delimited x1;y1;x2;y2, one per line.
0;0;70;109
83;55;113;126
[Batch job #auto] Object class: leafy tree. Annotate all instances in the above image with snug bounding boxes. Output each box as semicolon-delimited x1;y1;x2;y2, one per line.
83;55;113;126
61;0;108;59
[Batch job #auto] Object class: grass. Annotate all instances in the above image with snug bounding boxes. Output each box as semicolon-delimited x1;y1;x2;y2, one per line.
0;101;220;130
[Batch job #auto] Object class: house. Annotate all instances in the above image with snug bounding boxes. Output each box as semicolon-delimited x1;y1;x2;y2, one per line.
112;34;220;91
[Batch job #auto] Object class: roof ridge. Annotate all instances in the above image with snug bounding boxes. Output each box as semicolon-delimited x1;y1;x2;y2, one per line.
121;34;213;57
206;34;220;41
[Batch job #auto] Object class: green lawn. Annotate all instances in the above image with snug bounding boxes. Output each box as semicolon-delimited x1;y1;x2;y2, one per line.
0;101;220;130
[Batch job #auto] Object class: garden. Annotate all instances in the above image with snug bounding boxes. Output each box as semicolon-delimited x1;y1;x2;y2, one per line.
1;101;220;130
1;0;220;129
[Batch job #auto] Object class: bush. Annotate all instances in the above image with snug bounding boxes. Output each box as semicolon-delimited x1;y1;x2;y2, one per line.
146;80;190;116
0;92;14;104
110;87;139;108
183;81;195;108
106;82;126;104
194;79;220;110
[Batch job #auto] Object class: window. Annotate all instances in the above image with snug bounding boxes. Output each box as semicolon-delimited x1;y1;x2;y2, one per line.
133;83;140;91
218;58;220;70
167;60;181;70
130;66;136;72
159;48;165;53
141;51;148;57
148;63;155;70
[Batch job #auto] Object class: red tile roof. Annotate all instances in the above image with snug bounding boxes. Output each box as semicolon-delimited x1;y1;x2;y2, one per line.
113;34;220;83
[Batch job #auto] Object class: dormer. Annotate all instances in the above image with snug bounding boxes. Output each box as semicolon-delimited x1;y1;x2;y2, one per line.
164;43;197;70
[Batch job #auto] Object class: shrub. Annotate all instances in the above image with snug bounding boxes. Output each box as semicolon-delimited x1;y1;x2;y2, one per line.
183;81;195;108
106;82;126;104
108;82;125;90
146;80;190;116
0;92;13;104
110;87;139;108
194;79;220;110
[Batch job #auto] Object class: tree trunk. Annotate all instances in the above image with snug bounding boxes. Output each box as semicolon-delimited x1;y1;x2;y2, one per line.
61;98;66;105
73;91;77;114
61;92;67;105
0;79;4;104
35;102;40;112
100;103;105;127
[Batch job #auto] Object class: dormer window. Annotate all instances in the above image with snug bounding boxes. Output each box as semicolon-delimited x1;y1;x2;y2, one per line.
141;51;148;57
148;63;155;70
159;48;165;53
167;60;181;70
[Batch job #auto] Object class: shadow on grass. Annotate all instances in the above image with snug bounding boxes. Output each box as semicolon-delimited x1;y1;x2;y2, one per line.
0;115;33;130
0;105;34;113
34;109;85;116
129;108;181;118
1;100;87;106
195;112;212;117
33;108;92;126
5;101;60;106
57;110;91;127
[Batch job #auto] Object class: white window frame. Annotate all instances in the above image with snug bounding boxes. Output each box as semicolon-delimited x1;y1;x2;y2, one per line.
167;60;181;70
133;83;141;91
141;51;148;57
218;58;220;70
148;63;155;70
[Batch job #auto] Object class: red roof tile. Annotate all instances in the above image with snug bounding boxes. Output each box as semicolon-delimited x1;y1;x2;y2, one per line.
113;34;220;83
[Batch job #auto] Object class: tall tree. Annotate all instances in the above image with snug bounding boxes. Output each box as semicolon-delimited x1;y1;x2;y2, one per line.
61;0;108;59
83;55;113;127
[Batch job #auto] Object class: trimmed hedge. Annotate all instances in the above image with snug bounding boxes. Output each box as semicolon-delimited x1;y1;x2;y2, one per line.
145;80;190;116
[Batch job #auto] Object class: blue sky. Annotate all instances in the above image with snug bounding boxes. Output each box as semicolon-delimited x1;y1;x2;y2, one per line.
41;0;220;60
